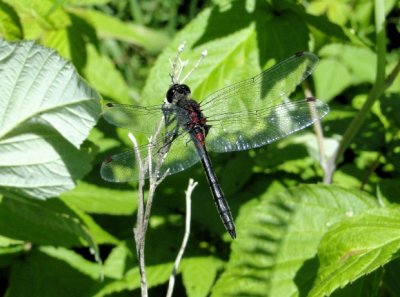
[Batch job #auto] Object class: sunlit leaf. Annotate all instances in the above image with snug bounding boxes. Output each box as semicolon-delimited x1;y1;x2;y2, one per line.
309;207;400;297
7;247;99;297
182;256;224;297
0;1;22;40
212;185;380;296
0;39;101;199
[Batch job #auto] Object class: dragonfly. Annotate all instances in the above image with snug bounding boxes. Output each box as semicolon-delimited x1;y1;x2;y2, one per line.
101;51;329;239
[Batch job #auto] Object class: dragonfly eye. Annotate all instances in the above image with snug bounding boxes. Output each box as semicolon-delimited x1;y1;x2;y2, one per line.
166;84;191;103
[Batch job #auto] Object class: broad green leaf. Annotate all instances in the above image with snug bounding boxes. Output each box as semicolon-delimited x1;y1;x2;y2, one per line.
0;39;101;198
142;3;310;106
41;28;71;60
82;43;131;103
7;247;98;297
0;235;23;247
66;202;120;246
90;262;174;296
64;0;111;4
314;58;352;101
102;242;133;279
220;153;253;196
0;235;24;268
211;185;380;297
3;0;70;31
307;0;351;25
308;207;400;297
320;44;376;84
254;133;330;179
0;195;97;248
182;256;224;297
60;181;137;215
0;39;100;146
41;246;100;279
0;1;22;40
68;7;170;53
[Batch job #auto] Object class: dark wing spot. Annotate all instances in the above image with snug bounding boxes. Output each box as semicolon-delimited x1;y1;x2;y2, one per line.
306;97;316;102
106;103;114;108
104;156;113;164
295;51;305;57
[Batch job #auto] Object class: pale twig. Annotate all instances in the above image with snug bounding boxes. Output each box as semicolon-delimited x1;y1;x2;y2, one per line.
129;117;169;297
170;42;187;84
302;81;328;181
166;179;198;297
180;50;208;84
130;43;206;297
129;132;148;297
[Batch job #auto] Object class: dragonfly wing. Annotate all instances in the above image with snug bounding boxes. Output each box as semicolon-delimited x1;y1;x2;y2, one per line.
102;103;163;134
101;147;146;182
158;130;201;177
101;130;201;182
200;52;318;116
205;98;329;152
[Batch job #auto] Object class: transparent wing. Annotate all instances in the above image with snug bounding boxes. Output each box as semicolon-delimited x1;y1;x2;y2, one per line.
205;98;329;152
100;128;201;182
102;103;163;134
200;52;318;117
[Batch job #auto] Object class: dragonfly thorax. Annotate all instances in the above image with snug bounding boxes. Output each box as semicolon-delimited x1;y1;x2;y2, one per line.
166;84;191;104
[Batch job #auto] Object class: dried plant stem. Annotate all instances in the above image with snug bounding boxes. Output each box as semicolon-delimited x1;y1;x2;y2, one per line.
129;132;148;297
166;179;197;297
128;43;204;297
129;128;168;297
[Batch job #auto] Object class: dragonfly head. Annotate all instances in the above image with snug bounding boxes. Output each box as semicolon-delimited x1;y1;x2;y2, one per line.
166;84;191;104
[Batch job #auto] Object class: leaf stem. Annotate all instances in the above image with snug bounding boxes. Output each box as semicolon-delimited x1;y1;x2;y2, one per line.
130;117;169;297
324;0;388;183
303;80;328;178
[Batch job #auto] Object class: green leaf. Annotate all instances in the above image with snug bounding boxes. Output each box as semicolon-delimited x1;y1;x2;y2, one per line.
0;195;97;247
64;0;111;4
320;44;376;84
7;247;98;297
0;0;22;40
142;3;311;106
314;58;352;101
90;262;174;296
220;152;253;196
102;242;133;279
60;181;137;215
0;235;23;247
182;256;224;297
66;202;120;245
309;207;400;297
211;185;380;297
68;7;170;53
3;0;71;31
82;43;131;103
307;0;352;25
0;39;101;198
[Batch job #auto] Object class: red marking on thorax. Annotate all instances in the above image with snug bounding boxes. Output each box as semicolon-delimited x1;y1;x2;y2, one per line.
185;103;207;146
195;131;206;146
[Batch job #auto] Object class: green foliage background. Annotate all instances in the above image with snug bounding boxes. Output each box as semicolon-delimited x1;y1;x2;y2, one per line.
0;0;400;296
